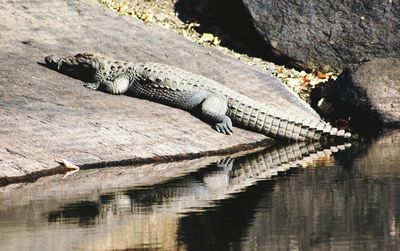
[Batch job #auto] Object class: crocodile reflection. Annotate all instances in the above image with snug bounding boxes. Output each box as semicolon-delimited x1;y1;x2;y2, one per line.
47;141;350;222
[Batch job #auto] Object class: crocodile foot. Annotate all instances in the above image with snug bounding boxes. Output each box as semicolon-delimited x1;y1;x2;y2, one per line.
214;117;234;135
83;82;100;90
216;157;234;172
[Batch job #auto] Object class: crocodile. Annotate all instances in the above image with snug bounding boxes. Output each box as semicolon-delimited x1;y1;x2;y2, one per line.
42;142;350;234
101;142;352;213
43;53;351;142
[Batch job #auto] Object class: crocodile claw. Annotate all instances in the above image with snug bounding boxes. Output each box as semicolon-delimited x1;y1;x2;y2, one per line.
83;82;100;90
216;157;235;171
215;117;234;135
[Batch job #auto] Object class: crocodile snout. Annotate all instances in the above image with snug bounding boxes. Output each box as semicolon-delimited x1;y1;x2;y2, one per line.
44;55;57;63
43;53;97;82
44;55;62;69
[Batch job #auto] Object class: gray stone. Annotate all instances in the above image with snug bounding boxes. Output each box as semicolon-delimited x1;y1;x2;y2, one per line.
241;0;400;71
0;0;319;179
316;58;400;128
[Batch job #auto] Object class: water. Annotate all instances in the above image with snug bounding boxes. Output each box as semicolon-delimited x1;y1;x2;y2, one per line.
1;130;400;250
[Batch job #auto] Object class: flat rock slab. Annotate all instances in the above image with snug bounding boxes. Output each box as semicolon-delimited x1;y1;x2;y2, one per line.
0;0;319;179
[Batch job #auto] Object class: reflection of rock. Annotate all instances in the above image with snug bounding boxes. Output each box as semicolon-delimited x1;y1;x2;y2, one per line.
355;129;400;178
0;142;350;250
76;213;184;251
0;156;222;197
241;0;400;71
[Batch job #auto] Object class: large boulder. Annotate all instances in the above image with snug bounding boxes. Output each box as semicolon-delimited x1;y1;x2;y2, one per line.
312;58;400;128
0;0;318;180
241;0;400;71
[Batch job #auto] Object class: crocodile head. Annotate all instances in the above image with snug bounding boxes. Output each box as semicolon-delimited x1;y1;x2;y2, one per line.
44;53;99;82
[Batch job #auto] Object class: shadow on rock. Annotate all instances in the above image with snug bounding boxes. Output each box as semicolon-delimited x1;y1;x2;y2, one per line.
174;0;295;67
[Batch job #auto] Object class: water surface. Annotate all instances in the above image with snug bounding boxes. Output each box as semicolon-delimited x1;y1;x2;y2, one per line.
1;131;400;250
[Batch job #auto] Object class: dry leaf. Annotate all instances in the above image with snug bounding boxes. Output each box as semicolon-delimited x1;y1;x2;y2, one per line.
276;66;285;74
187;22;200;30
316;71;327;79
212;36;221;45
304;75;311;82
199;33;214;42
56;159;80;178
56;159;79;170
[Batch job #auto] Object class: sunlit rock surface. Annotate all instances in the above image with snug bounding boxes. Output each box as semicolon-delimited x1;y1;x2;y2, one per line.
0;0;319;179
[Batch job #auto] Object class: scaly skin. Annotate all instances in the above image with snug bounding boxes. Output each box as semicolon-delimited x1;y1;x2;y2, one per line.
44;53;351;141
228;141;351;183
101;142;351;213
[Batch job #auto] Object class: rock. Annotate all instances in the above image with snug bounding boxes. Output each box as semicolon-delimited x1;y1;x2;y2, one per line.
241;0;400;71
313;58;400;128
0;0;319;180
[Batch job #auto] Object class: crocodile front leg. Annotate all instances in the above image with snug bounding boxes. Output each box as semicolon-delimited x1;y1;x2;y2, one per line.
83;82;100;90
99;75;130;95
83;75;130;95
200;96;233;135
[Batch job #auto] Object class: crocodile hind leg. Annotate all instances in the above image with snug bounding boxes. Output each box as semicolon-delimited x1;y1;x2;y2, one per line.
200;96;233;135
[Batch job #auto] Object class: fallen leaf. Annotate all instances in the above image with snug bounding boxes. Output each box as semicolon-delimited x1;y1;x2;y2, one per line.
316;71;327;79
276;66;285;74
56;159;80;170
56;159;80;179
187;22;200;30
199;33;215;43
212;36;221;45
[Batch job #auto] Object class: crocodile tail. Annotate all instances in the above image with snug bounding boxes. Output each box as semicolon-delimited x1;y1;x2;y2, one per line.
227;99;351;141
231;141;351;181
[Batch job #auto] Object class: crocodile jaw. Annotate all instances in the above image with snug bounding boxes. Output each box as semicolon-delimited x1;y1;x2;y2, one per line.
44;55;63;70
44;54;98;82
